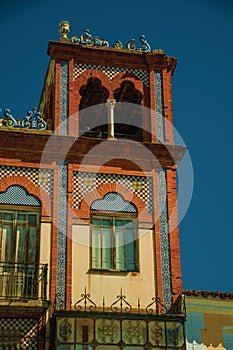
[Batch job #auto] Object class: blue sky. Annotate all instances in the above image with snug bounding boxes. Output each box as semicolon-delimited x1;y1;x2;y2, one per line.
1;0;233;292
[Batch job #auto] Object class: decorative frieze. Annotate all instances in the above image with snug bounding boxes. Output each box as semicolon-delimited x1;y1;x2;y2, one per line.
73;172;153;214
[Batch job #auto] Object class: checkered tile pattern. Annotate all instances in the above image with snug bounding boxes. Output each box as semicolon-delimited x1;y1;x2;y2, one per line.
91;192;137;213
73;63;149;87
0;317;38;349
0;166;53;198
73;172;153;213
0;185;41;206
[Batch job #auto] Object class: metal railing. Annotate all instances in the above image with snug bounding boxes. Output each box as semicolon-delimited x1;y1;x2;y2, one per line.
0;262;48;301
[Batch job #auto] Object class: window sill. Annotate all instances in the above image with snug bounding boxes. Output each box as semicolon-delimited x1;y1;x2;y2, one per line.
87;268;139;276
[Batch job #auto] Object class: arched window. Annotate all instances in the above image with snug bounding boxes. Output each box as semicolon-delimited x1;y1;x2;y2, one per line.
79;77;109;138
0;185;41;264
79;77;109;111
90;192;138;272
113;80;143;140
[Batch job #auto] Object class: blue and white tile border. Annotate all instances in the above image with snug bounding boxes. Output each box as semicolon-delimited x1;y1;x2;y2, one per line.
158;168;172;311
154;70;165;142
56;160;68;309
60;60;69;135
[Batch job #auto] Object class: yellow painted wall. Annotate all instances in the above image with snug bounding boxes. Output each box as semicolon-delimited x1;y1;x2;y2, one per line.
72;224;156;309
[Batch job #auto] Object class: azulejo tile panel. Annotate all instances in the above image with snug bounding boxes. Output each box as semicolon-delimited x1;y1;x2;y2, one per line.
56;160;68;309
60;60;69;135
154;70;165;142
0;166;53;198
73;63;149;87
73;172;153;214
158;168;172;311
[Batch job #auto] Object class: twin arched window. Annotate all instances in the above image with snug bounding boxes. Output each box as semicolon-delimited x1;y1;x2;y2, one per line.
79;78;143;141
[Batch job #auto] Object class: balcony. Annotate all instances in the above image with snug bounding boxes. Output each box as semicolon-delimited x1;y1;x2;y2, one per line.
52;288;186;349
0;262;48;302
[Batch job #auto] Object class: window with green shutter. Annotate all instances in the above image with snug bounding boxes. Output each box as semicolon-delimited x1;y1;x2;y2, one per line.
90;192;138;272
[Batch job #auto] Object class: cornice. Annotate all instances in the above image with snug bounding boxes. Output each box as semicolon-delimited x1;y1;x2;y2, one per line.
47;41;177;74
0;130;186;169
183;290;233;300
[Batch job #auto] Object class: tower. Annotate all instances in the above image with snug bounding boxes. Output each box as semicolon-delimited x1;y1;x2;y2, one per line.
0;21;186;349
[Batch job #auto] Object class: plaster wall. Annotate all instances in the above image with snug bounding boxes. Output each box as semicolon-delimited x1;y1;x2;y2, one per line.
40;222;52;299
185;297;233;350
72;224;156;309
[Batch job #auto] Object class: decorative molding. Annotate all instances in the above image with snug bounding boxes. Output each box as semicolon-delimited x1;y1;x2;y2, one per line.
73;172;153;214
73;62;149;87
0;166;53;198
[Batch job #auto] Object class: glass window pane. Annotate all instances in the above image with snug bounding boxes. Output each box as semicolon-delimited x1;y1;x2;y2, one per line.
16;225;26;262
102;228;111;248
102;219;111;227
3;213;13;221
28;226;37;263
102;227;111;269
28;214;37;224
126;242;135;271
92;219;100;226
2;224;13;261
115;220;124;227
115;227;125;270
18;214;26;222
92;230;101;269
91;215;137;271
125;220;134;229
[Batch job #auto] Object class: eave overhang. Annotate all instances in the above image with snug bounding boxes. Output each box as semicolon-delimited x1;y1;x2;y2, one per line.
0;129;186;170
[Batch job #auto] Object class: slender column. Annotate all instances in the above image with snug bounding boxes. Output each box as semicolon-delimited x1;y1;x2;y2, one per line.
106;99;116;139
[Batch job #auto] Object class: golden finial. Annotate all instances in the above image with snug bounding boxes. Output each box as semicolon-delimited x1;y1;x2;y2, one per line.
59;20;70;40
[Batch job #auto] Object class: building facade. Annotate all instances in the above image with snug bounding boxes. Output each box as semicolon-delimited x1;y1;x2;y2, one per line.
185;290;233;350
0;21;198;349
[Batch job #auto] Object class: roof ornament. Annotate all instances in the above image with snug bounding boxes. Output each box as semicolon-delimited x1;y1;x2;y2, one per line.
3;109;18;127
60;21;152;52
2;107;47;130
126;38;136;50
70;28;109;47
22;107;47;130
113;40;123;49
59;20;70;40
139;34;151;52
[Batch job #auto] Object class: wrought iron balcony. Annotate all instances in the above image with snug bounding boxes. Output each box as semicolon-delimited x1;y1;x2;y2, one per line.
0;262;48;301
52;288;186;349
